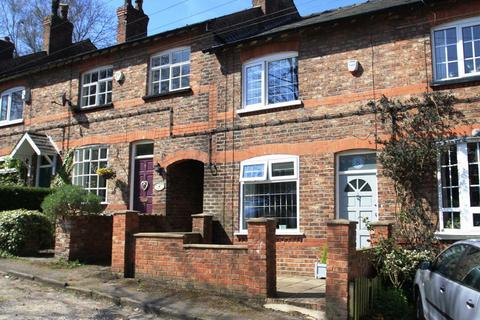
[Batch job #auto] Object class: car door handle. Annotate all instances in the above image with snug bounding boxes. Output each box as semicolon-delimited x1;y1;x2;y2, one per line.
440;286;446;293
466;300;475;309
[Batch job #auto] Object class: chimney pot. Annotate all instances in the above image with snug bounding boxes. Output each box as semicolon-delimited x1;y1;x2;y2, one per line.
52;0;60;16
60;3;69;20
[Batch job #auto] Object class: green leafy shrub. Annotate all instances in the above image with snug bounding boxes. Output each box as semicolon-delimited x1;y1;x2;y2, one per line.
372;239;435;290
0;186;52;211
370;287;414;320
0;157;26;186
0;210;53;256
41;185;103;220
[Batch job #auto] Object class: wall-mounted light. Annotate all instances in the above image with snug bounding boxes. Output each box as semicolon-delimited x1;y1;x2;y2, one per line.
347;60;359;73
154;163;166;178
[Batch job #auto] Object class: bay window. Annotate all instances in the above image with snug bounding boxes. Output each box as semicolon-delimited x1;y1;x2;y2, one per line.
81;67;113;108
240;155;299;232
241;52;299;112
72;146;108;202
0;87;25;126
149;47;190;95
438;141;480;235
432;18;480;81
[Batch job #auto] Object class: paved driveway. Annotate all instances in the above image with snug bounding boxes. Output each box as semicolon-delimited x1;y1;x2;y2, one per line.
0;275;163;320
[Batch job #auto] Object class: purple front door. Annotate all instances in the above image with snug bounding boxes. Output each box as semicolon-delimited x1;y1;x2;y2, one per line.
133;158;154;213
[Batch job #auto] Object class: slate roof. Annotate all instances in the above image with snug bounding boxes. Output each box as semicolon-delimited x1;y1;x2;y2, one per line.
27;132;58;155
0;40;96;79
0;0;424;81
204;0;424;52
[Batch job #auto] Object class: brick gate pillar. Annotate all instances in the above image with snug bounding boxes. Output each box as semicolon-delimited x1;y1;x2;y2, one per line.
111;210;140;277
191;213;213;244
247;218;276;297
369;221;394;247
326;219;357;319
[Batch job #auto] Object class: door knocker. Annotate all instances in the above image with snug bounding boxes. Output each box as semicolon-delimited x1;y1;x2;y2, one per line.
140;180;149;191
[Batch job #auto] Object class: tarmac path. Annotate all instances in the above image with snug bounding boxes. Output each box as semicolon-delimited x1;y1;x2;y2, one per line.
0;275;164;320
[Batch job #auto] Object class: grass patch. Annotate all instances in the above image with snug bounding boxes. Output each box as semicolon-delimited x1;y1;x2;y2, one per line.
0;250;16;259
48;258;83;269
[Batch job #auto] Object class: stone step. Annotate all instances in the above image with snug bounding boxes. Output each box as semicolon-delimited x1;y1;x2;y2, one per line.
264;303;326;320
265;297;325;311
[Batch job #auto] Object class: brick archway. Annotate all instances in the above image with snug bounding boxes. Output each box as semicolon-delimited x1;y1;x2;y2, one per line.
160;150;208;168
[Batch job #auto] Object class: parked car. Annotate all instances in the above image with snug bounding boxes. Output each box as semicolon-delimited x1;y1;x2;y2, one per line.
414;240;480;320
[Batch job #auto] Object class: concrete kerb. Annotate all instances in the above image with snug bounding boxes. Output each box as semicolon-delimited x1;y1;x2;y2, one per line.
0;269;197;320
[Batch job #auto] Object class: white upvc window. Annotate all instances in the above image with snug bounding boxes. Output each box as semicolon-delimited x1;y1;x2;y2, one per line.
432;17;480;81
80;66;113;108
0;87;25;126
72;145;109;203
239;155;299;232
149;47;190;95
241;52;299;112
438;142;480;235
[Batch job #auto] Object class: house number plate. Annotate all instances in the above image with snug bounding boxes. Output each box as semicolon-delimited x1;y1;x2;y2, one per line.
140;181;149;191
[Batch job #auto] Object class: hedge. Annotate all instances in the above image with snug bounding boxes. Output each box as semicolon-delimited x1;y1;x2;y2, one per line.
0;210;53;255
0;186;52;211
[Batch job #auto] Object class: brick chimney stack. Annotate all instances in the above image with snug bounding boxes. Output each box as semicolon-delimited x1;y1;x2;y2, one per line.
0;37;15;60
116;0;149;43
252;0;298;16
43;1;74;54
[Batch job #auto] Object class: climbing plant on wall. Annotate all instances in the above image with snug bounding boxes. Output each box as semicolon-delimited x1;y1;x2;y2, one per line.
50;149;74;188
369;92;464;249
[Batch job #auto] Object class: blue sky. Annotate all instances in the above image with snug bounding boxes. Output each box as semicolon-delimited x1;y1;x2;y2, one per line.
109;0;365;35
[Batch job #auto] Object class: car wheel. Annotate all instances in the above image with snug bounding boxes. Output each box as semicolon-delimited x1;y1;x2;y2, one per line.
416;289;425;320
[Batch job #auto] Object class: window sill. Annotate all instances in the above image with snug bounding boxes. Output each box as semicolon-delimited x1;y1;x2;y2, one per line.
0;119;23;128
142;88;192;101
435;230;480;240
74;103;114;113
237;100;303;115
235;230;304;236
431;75;480;88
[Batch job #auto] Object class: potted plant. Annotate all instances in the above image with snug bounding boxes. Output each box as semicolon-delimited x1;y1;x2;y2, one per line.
315;246;327;279
96;167;116;180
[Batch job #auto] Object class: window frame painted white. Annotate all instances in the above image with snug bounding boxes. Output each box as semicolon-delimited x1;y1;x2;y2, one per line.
432;17;480;82
241;52;300;113
72;145;109;204
149;47;191;96
238;155;300;235
0;87;25;127
80;66;113;109
437;141;480;238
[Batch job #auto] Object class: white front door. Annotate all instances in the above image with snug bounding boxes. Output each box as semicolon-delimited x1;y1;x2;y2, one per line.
337;153;378;248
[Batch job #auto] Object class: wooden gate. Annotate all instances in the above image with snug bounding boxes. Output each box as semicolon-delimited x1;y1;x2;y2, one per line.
348;277;380;320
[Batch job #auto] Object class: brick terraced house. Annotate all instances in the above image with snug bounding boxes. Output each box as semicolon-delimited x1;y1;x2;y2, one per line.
1;0;480;277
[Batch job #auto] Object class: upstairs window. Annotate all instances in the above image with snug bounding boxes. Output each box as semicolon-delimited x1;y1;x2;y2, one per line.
240;155;299;232
81;67;113;108
242;52;299;111
0;87;25;126
150;47;190;95
433;18;480;81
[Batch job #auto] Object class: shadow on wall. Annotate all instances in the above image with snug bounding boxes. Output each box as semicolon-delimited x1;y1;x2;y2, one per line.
166;160;204;231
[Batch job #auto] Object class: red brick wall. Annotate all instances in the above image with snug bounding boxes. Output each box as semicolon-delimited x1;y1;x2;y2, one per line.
2;0;480;277
134;218;276;298
55;215;112;264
